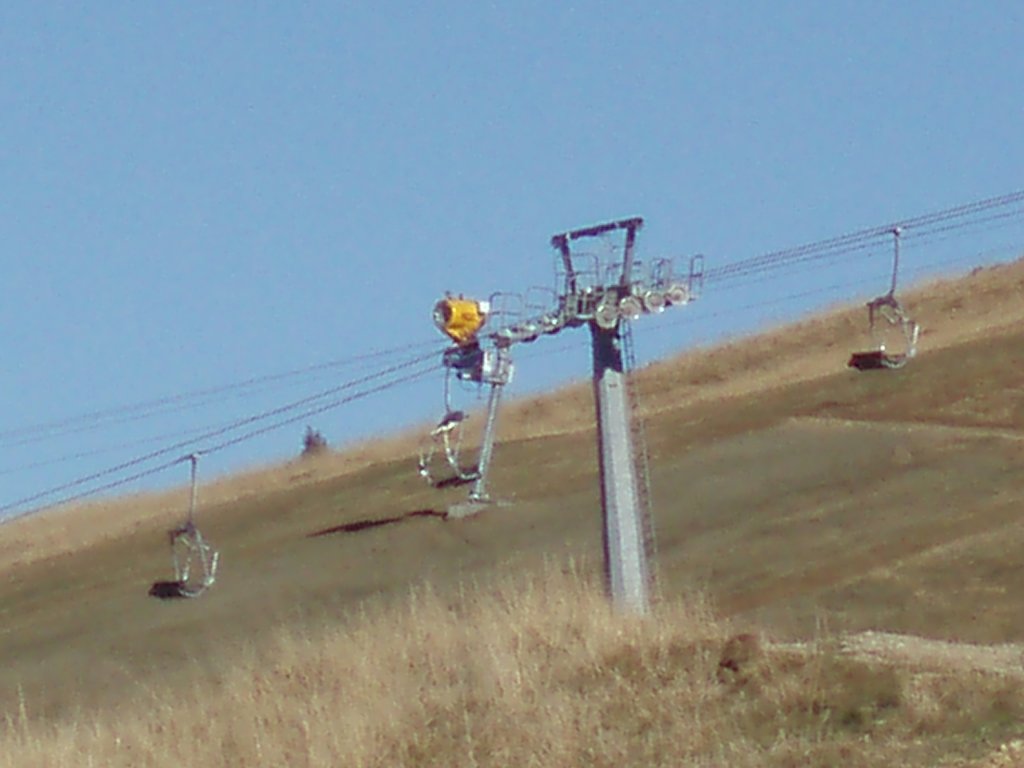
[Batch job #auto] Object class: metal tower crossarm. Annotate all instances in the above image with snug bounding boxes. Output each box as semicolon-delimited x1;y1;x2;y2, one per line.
552;217;644;294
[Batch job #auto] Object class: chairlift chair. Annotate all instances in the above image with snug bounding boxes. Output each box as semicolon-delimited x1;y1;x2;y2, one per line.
417;408;479;488
848;292;920;371
418;344;512;491
167;520;220;597
848;227;920;371
149;454;219;599
418;346;485;488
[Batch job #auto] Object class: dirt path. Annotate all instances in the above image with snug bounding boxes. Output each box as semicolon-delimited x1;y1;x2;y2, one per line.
945;740;1024;768
837;631;1024;680
780;632;1024;767
847;633;1024;768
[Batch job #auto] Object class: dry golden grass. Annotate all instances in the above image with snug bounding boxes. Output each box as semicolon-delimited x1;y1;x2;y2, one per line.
3;564;1022;768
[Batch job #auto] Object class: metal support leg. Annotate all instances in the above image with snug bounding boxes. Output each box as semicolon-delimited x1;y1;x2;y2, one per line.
446;346;511;520
469;381;503;503
591;322;650;615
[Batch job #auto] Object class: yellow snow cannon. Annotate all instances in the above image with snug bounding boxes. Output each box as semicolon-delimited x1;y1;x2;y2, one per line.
433;296;489;347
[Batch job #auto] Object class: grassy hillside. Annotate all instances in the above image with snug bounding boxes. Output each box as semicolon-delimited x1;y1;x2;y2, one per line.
2;257;1023;765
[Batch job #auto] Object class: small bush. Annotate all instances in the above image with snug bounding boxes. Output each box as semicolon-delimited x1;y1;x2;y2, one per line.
301;426;328;458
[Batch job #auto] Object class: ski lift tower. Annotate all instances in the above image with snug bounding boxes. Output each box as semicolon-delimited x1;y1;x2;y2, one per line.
421;217;701;614
550;217;701;615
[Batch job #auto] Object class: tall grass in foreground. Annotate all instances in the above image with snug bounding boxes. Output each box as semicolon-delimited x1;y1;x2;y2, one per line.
3;564;1022;767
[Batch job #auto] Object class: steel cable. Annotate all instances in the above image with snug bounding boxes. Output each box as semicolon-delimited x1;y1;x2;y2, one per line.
0;351;439;516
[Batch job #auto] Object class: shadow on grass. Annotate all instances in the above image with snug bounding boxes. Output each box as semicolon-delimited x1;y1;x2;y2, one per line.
307;509;446;538
148;581;192;599
432;471;478;490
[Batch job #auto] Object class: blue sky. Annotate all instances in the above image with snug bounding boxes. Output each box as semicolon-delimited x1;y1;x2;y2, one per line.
2;2;1023;517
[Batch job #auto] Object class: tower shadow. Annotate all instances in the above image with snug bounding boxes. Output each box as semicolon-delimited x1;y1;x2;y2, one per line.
307;508;446;538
